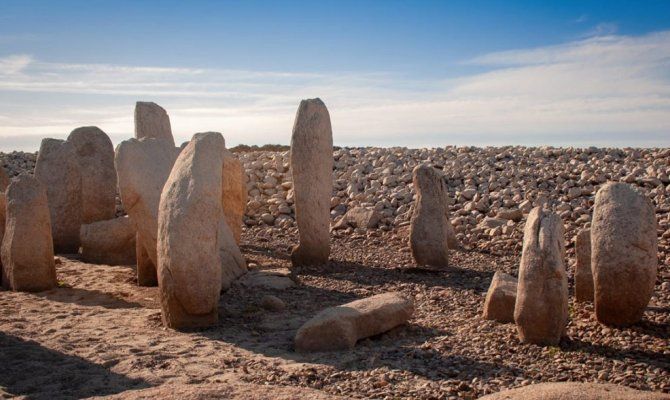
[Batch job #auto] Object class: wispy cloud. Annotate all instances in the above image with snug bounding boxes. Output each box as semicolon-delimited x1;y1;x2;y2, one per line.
1;30;669;150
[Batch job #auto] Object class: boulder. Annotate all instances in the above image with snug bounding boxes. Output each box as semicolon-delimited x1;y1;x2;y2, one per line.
295;292;414;352
34;138;82;253
1;174;56;291
483;271;517;323
80;216;136;265
290;98;333;267
496;208;523;222
134;101;175;146
115;138;179;286
479;217;508;229
222;147;246;244
591;182;657;326
478;382;670;400
0;167;9;191
410;165;449;268
67;126;117;224
574;228;593;302
514;207;568;346
157;132;234;328
332;206;381;230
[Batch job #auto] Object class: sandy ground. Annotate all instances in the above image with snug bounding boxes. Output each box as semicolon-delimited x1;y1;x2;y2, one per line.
0;226;668;399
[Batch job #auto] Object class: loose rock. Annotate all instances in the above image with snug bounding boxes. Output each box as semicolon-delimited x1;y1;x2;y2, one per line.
483;271;517;323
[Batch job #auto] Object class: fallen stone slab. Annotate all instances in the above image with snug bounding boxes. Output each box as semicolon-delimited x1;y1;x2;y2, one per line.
332;206;381;230
295;292;414;352
478;382;670;400
482;271;517;323
80;216;136;265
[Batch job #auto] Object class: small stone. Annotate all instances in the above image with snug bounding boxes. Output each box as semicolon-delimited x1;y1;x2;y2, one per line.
260;295;286;312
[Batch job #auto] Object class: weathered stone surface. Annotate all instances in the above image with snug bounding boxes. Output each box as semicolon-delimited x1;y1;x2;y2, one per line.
575;228;593;302
295;292;414;352
80;216;135;265
0;167;9;191
332;206;382;230
222;147;246;244
410;165;449;268
1;174;56;291
290;98;333;267
34;138;82;253
134;101;175;147
0;193;5;274
115;138;179;286
483;271;517;323
479;382;670;400
237;269;295;290
514;207;568;346
591;182;657;326
157;132;225;329
67;127;116;224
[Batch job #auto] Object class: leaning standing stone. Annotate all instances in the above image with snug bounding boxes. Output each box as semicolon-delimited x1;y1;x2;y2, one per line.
34;139;82;253
483;271;517;323
1;174;56;291
67;126;117;224
290;98;333;267
115;138;179;286
410;164;450;268
591;182;657;326
574;228;593;302
514;207;568;346
134;101;175;147
157;132;225;329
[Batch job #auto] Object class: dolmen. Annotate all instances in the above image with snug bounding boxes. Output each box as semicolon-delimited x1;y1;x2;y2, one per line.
514;207;568;346
290;98;333;267
410;164;450;268
157;132;246;329
294;292;414;352
34;138;82;253
1;174;56;291
591;182;657;326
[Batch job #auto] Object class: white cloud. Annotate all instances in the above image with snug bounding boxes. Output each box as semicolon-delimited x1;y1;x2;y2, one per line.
0;54;33;74
1;30;669;150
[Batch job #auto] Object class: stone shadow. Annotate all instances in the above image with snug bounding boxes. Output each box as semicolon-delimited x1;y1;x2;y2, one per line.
35;287;144;309
0;331;150;399
564;337;670;370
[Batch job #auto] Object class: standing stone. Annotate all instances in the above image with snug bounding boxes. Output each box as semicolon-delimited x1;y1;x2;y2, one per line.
0;193;5;281
157;132;226;329
290;98;333;267
574;228;593;302
134;101;175;147
1;174;56;291
115;138;179;286
0;167;9;191
222;147;246;244
34;139;82;253
80;216;136;265
410;165;450;268
591;182;657;326
67;126;116;224
483;271;518;323
514;207;568;346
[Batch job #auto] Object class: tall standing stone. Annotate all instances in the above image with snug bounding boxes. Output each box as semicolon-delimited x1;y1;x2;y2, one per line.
290;98;333;267
222;147;246;244
34;138;82;253
134;101;175;147
157;132;225;329
67;126;117;224
1;174;56;291
514;207;568;346
0;193;6;281
410;164;450;268
574;228;593;302
591;182;657;326
115;138;179;286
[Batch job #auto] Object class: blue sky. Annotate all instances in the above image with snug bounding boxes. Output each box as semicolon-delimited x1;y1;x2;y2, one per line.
1;0;669;150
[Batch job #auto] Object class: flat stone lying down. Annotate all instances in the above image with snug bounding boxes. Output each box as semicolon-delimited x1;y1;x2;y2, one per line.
294;292;414;352
478;382;669;400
